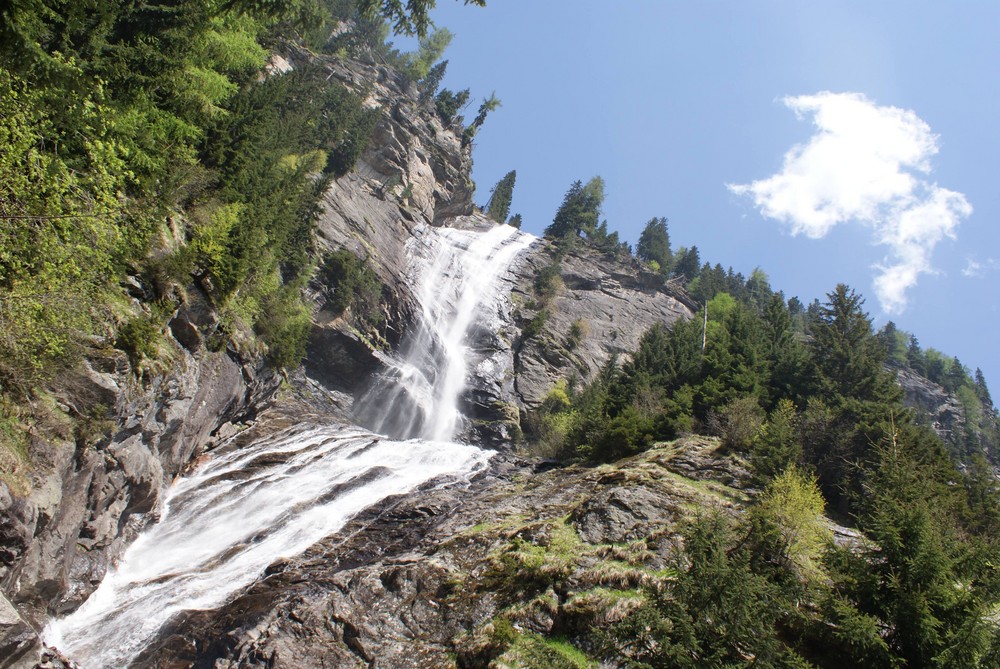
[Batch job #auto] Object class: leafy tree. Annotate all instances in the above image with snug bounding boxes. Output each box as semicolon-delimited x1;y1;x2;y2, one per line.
750;466;830;580
544;177;604;239
485;170;516;223
319;248;384;326
745;267;771;307
467;91;500;131
808;284;898;406
636;216;671;271
602;511;809;668
419;58;448;101
826;426;1000;668
401;27;452;81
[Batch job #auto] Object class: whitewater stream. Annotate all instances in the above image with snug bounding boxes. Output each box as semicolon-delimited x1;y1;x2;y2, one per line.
43;223;534;667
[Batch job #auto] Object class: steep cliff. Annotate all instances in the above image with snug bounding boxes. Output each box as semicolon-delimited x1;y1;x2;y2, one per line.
0;314;280;668
512;245;694;410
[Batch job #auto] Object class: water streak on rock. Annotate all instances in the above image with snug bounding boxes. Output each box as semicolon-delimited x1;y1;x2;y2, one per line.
354;223;535;441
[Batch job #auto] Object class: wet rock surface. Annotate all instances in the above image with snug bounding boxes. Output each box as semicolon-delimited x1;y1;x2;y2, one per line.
137;433;748;668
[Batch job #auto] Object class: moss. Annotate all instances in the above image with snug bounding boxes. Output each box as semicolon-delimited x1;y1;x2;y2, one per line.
494;634;594;669
0;399;31;494
483;517;584;599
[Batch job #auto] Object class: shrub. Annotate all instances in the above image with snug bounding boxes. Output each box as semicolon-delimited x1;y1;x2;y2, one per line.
533;263;562;303
522;310;549;339
707;396;764;452
567;319;589;350
116;316;161;369
318;249;384;327
255;287;311;369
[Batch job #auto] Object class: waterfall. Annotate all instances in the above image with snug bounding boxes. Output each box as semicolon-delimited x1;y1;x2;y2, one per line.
354;223;535;442
42;223;534;668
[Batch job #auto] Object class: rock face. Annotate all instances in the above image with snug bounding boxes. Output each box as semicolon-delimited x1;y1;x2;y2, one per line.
895;367;966;443
0;289;280;663
302;54;476;397
135;429;748;669
512;244;694;409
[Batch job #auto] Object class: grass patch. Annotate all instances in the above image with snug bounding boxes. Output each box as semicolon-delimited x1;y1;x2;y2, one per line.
494;634;594;669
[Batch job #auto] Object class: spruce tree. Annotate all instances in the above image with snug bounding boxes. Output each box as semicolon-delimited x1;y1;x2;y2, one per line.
636;216;671;270
544;177;604;239
484;170;516;223
808;284;898;404
672;246;701;281
974;368;994;408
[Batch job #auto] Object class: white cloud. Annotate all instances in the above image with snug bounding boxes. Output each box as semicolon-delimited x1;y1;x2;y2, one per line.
963;257;998;278
728;91;971;313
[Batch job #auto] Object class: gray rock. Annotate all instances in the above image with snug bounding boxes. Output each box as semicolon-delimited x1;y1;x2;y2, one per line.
513;244;693;408
0;589;38;669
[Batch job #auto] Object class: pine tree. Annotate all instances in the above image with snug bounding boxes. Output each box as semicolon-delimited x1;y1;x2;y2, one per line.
544;177;604;239
484;170;516;223
507;213;522;228
419;59;448;101
974;368;994;408
808;284;897;404
636;216;671;271
672;246;701;281
357;0;486;38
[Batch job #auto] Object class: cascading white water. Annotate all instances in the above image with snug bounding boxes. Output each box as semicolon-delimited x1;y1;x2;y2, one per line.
44;427;491;667
42;223;534;668
354;223;535;442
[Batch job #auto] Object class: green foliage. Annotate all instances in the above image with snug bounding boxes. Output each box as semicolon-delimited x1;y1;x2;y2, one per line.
0;68;141;388
672;245;701;282
319;249;384;327
809;284;898;405
750;466;830;580
708;396;764;452
567;319;588;350
254;285;312;369
419;58;448;101
820;425;1000;668
637;216;671;272
0;0;379;400
356;0;486;38
533;263;563;304
434;87;470;125
544;177;605;239
497;634;593;669
400;28;452;81
508;213;523;228
750;399;802;483
116;316;161;369
601;511;810;668
463;91;501;145
522;309;550;339
485;170;516;223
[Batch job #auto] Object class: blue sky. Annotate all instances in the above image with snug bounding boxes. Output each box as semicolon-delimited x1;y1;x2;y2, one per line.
402;1;1000;389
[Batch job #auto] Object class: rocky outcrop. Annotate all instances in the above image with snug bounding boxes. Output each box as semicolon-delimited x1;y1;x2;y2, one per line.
303;55;476;393
512;244;694;409
136;429;748;668
0;292;280;661
895;367;966;443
